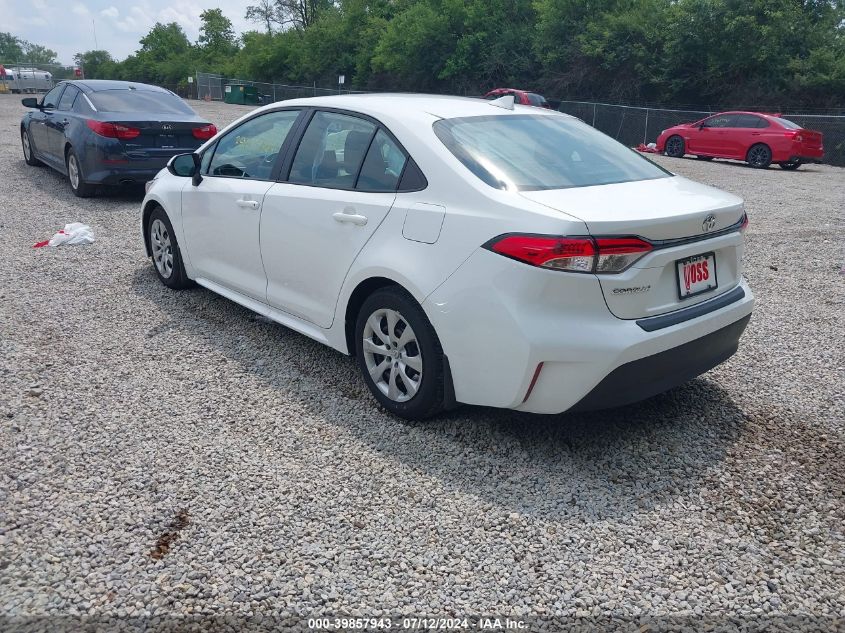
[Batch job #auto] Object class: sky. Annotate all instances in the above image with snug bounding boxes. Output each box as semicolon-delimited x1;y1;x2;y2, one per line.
3;0;257;65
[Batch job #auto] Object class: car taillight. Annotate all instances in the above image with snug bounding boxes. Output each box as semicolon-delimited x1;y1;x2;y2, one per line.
740;213;749;231
86;120;140;139
485;234;652;273
192;124;217;140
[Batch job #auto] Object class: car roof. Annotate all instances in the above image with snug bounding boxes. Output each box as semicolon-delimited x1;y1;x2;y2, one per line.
262;93;564;125
64;79;173;94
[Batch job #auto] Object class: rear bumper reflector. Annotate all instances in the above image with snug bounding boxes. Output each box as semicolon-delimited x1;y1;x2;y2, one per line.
636;285;745;332
522;362;544;403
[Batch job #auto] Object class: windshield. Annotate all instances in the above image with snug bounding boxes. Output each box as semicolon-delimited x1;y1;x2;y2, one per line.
433;114;670;191
89;89;194;114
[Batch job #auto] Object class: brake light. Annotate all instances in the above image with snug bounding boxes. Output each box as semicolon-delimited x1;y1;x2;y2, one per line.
86;119;140;139
192;124;217;140
485;234;652;273
740;213;749;231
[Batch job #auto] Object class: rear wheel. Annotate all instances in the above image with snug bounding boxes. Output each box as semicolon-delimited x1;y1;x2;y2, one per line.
22;128;42;166
664;135;685;158
746;143;772;169
355;287;446;420
779;160;801;171
66;148;96;197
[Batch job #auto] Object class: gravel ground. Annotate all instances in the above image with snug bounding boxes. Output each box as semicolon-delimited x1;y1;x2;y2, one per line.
0;94;843;631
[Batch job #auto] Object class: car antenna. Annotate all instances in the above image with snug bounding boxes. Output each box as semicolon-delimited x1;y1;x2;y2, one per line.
489;95;515;110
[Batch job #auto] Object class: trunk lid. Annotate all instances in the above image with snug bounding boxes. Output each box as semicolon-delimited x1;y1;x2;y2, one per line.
520;176;746;319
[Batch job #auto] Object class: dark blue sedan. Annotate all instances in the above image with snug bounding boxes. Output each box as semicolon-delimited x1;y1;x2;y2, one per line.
20;80;217;197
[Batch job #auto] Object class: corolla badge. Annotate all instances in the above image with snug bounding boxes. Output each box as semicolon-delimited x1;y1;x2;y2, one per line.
702;214;717;232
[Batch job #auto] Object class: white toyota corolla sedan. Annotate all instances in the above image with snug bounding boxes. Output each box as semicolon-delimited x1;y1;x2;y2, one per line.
141;94;754;420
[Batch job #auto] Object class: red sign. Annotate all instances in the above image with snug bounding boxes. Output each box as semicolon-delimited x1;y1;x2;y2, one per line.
74;67;82;77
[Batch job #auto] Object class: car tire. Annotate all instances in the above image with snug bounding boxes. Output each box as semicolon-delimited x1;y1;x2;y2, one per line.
779;160;801;171
66;148;96;197
21;128;42;166
695;155;714;161
148;206;193;290
355;287;446;420
664;135;685;158
746;143;772;169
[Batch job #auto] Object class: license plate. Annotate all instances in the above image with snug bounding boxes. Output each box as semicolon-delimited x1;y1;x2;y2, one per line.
157;134;176;148
676;252;717;299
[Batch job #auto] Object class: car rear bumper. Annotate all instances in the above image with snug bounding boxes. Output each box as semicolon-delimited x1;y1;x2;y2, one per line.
424;249;754;414
569;313;750;411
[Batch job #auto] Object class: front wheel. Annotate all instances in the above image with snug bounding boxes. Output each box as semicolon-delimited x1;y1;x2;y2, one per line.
66;148;96;197
22;128;42;166
779;160;801;170
148;207;193;289
746;144;772;169
355;287;446;420
664;135;685;158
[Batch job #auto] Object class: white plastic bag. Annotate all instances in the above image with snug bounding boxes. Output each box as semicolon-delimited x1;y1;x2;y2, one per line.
34;223;95;248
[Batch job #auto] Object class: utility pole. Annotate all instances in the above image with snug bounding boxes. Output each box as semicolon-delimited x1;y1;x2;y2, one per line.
92;19;98;49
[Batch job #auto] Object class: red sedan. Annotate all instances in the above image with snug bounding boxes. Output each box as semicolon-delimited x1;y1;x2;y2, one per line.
483;88;551;108
656;111;824;170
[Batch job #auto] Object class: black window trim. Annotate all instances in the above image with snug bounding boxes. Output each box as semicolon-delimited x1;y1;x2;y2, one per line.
281;106;428;194
202;107;309;183
41;82;66;110
58;84;80;112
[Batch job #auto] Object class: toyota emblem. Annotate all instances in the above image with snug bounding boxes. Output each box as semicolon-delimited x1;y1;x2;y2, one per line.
702;214;717;232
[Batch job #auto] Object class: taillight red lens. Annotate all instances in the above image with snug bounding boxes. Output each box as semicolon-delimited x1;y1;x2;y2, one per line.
489;235;596;272
192;124;217;140
86;119;140;139
486;234;653;273
594;237;653;273
740;213;749;231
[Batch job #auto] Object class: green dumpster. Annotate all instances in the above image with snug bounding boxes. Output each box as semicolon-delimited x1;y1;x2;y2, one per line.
223;84;259;105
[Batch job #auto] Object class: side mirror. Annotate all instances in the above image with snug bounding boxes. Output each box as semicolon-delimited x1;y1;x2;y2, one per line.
191;152;203;186
167;153;197;177
22;97;40;109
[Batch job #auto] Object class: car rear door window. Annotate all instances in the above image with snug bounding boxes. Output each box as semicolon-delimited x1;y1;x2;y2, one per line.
733;114;765;128
58;85;79;111
289;111;376;189
356;129;407;192
207;109;301;180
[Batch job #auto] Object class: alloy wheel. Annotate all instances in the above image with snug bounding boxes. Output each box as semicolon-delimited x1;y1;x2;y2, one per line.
666;136;684;157
150;218;174;279
22;132;31;160
747;145;771;168
68;154;80;189
362;308;423;402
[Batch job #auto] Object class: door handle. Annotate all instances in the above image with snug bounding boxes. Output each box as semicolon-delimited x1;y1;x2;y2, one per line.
333;210;368;226
236;199;260;210
751;132;761;136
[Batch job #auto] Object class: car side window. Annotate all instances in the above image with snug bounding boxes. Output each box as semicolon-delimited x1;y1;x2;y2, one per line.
703;115;732;128
41;85;64;109
207;109;300;180
289;111;376;189
58;85;79;111
356;129;407;192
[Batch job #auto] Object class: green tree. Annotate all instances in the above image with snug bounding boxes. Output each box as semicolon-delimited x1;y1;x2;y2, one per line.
0;32;24;61
74;50;117;79
198;8;239;60
21;43;58;64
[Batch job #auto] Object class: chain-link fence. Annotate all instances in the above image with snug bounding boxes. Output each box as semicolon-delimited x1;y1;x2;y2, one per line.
195;72;362;104
556;100;845;167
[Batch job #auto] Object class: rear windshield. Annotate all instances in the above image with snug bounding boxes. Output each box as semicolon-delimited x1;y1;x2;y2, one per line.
433;114;670;191
89;89;194;114
773;117;802;130
526;93;547;106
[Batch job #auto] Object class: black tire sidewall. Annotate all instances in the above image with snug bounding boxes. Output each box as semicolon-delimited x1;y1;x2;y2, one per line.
149;206;190;289
67;149;95;197
355;288;445;420
666;135;685;158
22;129;40;166
747;144;771;169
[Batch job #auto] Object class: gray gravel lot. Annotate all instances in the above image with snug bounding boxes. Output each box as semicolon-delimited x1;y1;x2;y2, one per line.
1;94;843;630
